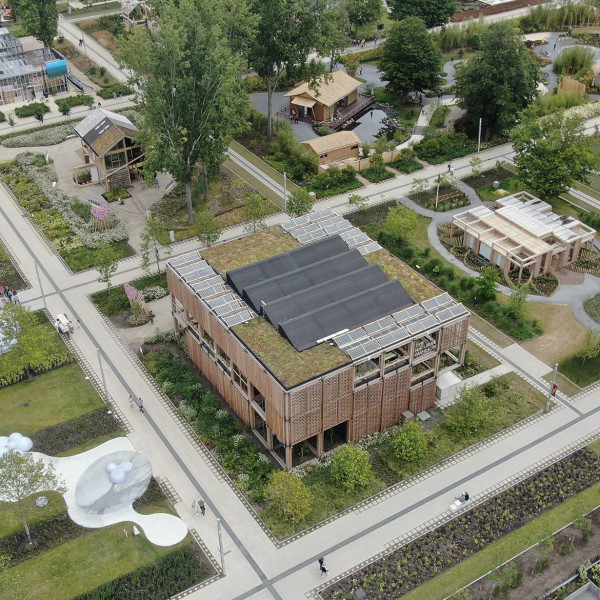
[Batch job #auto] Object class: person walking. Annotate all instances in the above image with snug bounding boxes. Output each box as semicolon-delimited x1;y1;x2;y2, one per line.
199;499;206;515
447;162;453;173
137;397;144;413
318;557;325;571
154;176;160;188
320;562;329;577
6;289;12;302
12;291;19;304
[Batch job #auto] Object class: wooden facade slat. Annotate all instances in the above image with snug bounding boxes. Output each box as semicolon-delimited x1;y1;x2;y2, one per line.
366;380;383;436
441;318;470;351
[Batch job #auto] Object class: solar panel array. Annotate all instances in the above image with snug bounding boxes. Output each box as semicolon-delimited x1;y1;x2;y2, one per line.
282;210;382;255
333;293;468;360
167;252;256;328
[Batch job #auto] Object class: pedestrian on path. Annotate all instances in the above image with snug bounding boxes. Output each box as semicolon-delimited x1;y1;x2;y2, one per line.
318;557;325;571
199;499;205;515
154;176;160;188
554;42;557;50
320;563;329;577
7;289;12;302
12;291;19;304
137;397;144;413
192;499;198;515
447;162;453;173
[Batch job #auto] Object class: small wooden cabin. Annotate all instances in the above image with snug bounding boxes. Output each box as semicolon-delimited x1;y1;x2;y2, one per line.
303;131;361;165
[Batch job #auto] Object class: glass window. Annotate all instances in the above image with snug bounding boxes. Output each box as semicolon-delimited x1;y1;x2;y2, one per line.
202;330;215;355
217;347;231;375
384;346;409;373
232;364;248;395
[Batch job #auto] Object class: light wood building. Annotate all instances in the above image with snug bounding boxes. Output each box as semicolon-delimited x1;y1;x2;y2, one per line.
303;130;361;165
167;211;470;469
452;192;596;281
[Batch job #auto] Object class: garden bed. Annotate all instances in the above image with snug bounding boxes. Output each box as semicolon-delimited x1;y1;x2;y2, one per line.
0;153;134;272
359;167;395;183
462;165;515;191
410;186;470;212
321;449;600;600
0;240;27;290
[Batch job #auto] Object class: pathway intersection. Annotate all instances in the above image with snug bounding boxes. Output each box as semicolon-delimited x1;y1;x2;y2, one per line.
2;20;600;600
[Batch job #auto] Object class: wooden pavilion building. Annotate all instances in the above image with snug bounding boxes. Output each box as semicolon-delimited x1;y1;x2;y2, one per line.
167;210;470;469
451;192;596;281
303;130;361;165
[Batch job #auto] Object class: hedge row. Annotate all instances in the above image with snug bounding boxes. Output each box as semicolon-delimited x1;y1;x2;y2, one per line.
1;512;85;566
55;95;94;112
14;102;50;119
31;408;120;455
71;545;213;600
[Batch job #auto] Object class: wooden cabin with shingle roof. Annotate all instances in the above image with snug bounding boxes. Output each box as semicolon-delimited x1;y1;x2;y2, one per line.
73;108;144;191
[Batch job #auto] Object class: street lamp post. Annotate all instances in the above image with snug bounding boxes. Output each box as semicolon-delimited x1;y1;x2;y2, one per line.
435;173;441;210
546;363;558;412
217;518;225;575
477;118;482;154
283;171;287;212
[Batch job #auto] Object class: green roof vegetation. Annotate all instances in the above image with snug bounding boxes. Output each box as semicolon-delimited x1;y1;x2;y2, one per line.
202;227;300;275
233;318;350;388
365;249;439;303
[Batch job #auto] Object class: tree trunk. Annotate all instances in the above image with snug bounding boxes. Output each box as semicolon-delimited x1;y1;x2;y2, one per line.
329;51;335;73
18;499;32;545
185;181;194;224
203;163;209;204
267;78;273;142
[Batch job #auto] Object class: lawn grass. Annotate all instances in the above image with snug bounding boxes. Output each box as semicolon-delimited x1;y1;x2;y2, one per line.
0;491;66;538
464;340;501;371
229;140;301;195
202;227;300;275
233;317;350;388
559;352;600;387
56;432;123;457
0;363;104;437
522;303;588;367
0;523;192;600
467;311;514;349
561;191;599;215
541;371;581;398
372;88;422;123
501;372;546;409
400;480;600;600
355;12;393;40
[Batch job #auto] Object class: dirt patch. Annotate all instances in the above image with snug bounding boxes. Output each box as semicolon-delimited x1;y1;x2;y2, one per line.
522;303;587;366
90;30;118;53
465;508;600;600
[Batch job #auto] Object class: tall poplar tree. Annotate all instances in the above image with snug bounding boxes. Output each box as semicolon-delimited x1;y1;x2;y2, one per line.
119;0;248;224
19;0;57;47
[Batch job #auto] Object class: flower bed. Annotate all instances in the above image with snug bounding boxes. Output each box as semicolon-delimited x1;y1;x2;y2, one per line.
531;273;559;297
0;153;134;271
14;102;50;119
411;187;470;212
389;149;424;174
322;449;600;600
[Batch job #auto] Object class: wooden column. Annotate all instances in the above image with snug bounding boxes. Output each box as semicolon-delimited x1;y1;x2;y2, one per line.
316;432;324;457
285;446;293;470
267;425;273;451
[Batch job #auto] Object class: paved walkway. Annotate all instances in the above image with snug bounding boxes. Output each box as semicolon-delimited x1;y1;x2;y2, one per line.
2;21;600;600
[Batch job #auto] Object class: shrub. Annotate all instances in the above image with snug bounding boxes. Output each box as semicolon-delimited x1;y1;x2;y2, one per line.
99;66;107;76
14;102;50;119
265;471;312;523
75;170;91;184
391;420;427;464
55;95;94;113
96;84;134;99
360;166;394;183
126;313;150;326
415;131;474;164
104;186;129;202
308;166;363;198
330;444;372;492
390;149;423;173
0;111;5;123
32;409;119;455
88;66;97;76
71;545;212;600
444;386;491;440
140;285;168;302
315;125;333;136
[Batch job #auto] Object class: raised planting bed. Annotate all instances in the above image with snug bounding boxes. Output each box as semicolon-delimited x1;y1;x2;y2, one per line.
410;187;470;212
321;449;600;600
462;165;515;191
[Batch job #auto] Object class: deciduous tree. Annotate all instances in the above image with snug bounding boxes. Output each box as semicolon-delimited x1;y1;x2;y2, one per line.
331;443;372;492
511;108;598;200
18;0;57;47
243;192;268;233
249;0;326;141
384;203;418;240
380;17;441;97
96;242;119;293
0;451;65;545
285;188;314;217
473;268;499;303
342;0;383;37
194;210;222;247
389;0;456;28
316;4;352;72
140;217;171;275
265;471;312;522
119;0;248;224
454;22;541;133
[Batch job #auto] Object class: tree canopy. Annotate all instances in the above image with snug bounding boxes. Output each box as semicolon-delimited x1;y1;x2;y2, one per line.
0;450;65;545
18;0;57;47
285;188;314;218
119;0;248;224
248;0;326;140
342;0;383;37
511;108;599;199
454;22;541;134
389;0;456;28
380;17;441;97
384;203;418;240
